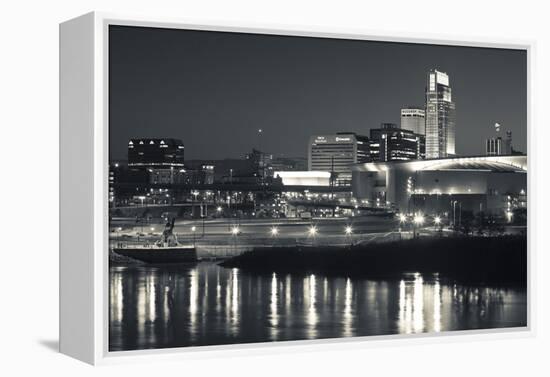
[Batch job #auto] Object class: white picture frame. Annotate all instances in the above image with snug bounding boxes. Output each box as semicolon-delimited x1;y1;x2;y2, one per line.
59;11;535;365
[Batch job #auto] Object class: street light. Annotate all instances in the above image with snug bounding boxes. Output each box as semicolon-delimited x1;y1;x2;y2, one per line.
414;214;425;225
399;213;407;223
413;213;424;239
231;226;240;235
191;226;197;247
308;225;318;237
138;195;146;207
506;211;513;223
344;225;353;246
270;227;279;236
434;216;441;232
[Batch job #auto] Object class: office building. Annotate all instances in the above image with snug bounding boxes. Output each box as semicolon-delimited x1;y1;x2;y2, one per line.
486;137;503;156
108;161;149;206
401;107;426;135
369;123;425;162
308;132;370;185
127;138;185;168
127;138;185;185
425;69;456;159
271;156;308;172
245;149;273;179
183;164;215;185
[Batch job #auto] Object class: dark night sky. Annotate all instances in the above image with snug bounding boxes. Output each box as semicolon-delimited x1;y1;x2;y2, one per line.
109;25;527;161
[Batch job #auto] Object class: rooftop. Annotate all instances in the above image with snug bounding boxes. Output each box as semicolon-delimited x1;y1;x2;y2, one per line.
353;155;527;173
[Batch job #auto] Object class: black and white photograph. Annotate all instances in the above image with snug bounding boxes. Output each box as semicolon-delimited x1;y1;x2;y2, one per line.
107;25;527;352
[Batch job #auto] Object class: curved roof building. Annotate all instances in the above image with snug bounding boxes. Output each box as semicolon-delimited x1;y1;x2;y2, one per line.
352;155;527;216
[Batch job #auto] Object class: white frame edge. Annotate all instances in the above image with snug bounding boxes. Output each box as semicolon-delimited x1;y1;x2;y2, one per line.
59;11;536;365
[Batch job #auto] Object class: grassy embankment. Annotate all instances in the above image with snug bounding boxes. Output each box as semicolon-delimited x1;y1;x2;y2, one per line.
220;235;527;285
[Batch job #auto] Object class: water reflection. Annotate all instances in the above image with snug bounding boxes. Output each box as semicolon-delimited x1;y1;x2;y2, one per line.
343;278;353;337
189;269;198;340
109;263;527;351
270;273;279;339
434;280;441;333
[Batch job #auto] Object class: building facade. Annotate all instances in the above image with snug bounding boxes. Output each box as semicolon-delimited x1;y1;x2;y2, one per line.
486;137;503;156
127;138;185;168
127;138;185;185
271;156;308;172
183;164;215;185
308;133;370;186
400;107;426;135
273;171;331;187
245;149;273;179
352;155;527;217
425;69;456;159
369;123;425;162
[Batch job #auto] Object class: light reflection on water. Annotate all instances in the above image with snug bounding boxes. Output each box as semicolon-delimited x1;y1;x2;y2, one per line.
109;263;526;351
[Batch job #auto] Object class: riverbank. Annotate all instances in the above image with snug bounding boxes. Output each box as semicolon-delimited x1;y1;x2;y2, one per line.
109;249;144;265
220;235;527;285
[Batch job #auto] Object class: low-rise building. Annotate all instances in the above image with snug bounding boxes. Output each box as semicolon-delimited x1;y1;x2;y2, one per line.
352;155;527;217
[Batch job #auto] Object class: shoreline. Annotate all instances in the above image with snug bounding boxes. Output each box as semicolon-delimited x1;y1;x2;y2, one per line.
220;235;527;286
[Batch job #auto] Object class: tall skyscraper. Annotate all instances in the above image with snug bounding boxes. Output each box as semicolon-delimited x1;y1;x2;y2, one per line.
400;107;425;135
425;69;456;159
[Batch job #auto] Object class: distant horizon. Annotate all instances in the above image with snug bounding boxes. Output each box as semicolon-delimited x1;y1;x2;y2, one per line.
109;25;527;161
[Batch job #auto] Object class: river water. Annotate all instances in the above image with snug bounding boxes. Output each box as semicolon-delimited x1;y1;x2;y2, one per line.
109;262;526;351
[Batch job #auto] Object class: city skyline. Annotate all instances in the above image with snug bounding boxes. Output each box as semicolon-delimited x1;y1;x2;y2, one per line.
109;25;527;162
105;24;528;352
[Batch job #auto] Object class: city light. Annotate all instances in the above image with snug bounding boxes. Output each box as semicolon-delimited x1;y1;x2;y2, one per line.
308;226;318;237
191;226;196;232
434;216;441;225
217;206;222;212
231;226;240;235
506;211;513;222
270;227;279;236
414;214;425;225
399;214;407;223
344;226;353;235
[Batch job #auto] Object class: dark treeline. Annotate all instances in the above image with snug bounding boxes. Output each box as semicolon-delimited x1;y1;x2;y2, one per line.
220;235;527;286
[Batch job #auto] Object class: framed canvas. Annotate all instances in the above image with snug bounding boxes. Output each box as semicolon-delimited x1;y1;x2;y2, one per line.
59;12;534;365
